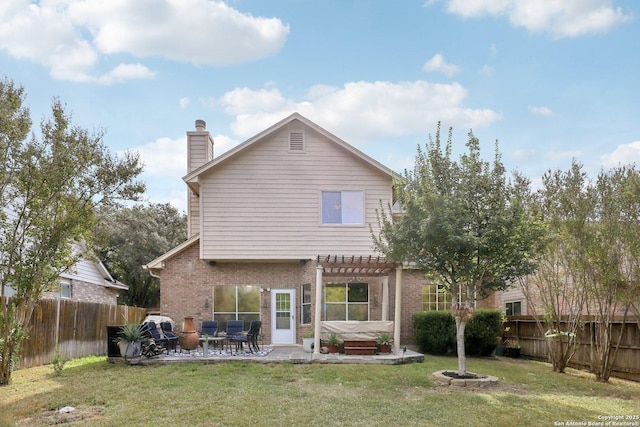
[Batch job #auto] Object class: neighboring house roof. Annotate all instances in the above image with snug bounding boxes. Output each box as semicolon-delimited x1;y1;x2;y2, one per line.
60;242;128;290
183;112;399;195
144;233;200;275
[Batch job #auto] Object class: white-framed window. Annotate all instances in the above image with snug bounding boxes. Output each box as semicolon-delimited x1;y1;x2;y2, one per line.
505;301;522;316
59;279;72;299
212;285;260;331
422;284;449;311
422;284;476;311
301;283;312;324
324;282;369;321
321;191;364;225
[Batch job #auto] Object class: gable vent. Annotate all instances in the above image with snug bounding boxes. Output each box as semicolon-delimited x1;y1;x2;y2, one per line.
289;132;305;152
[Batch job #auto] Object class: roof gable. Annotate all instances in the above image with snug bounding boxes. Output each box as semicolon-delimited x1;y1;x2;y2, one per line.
183;113;397;195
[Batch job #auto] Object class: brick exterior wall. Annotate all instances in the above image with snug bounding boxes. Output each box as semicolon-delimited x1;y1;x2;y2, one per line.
159;241;318;343
158;240;516;348
45;279;120;305
158;241;428;346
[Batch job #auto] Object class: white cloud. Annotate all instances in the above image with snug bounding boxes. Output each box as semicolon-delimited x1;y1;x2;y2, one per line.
443;0;632;38
133;136;187;177
211;133;241;156
479;65;494;76
217;80;502;142
96;63;156;85
422;53;461;78
601;141;640;168
179;97;190;110
529;105;555;116
0;0;289;83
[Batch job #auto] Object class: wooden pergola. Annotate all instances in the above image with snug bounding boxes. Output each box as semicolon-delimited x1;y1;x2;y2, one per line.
313;255;404;354
316;255;399;277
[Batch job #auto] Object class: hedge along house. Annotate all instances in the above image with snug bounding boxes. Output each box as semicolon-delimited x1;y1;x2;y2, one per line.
144;113;492;352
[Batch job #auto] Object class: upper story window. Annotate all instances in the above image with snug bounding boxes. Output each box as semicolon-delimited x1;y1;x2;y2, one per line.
505;301;522;316
60;279;72;299
321;191;364;225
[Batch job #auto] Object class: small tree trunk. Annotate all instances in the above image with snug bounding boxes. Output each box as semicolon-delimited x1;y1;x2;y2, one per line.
455;315;467;376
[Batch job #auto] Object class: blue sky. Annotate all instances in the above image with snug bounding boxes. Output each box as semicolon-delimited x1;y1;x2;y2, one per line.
1;1;638;212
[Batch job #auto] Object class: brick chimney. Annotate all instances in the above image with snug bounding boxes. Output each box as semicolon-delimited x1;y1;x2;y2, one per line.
186;120;214;237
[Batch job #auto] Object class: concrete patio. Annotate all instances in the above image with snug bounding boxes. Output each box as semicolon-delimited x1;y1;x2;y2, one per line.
110;345;424;365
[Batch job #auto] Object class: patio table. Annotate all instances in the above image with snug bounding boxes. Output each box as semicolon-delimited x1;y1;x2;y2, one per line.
200;336;226;356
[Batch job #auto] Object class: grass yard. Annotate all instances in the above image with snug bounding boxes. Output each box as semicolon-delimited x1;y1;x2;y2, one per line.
1;355;639;426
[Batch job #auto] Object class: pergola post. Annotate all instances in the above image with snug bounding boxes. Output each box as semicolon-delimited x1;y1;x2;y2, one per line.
393;265;403;354
313;265;323;354
381;276;389;321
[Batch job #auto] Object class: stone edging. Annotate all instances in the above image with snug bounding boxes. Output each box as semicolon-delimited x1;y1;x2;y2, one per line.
432;370;499;387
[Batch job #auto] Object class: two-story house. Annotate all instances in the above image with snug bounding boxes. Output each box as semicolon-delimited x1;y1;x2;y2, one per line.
145;113;471;352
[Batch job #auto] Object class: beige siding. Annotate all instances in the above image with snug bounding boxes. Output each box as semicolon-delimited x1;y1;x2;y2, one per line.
187;131;213;237
496;286;528;315
200;122;393;259
61;257;105;287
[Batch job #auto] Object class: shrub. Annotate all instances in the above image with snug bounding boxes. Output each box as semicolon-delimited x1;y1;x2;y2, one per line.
413;309;501;356
51;345;67;376
464;309;501;357
413;311;456;355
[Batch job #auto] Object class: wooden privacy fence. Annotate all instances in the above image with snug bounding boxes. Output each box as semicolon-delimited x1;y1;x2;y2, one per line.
1;297;147;369
504;316;640;382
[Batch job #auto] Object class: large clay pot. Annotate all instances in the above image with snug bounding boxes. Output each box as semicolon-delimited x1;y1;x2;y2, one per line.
179;316;200;351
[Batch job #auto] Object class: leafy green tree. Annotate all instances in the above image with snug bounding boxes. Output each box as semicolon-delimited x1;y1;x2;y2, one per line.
520;160;640;381
518;162;590;373
374;124;544;376
583;165;639;382
94;203;187;307
0;78;144;385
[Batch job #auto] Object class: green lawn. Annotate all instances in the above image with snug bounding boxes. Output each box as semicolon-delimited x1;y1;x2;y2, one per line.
1;355;638;426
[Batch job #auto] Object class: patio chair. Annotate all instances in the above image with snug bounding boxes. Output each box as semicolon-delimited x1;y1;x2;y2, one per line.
199;320;218;349
142;322;170;354
229;320;261;353
160;322;179;352
225;320;244;351
200;320;218;337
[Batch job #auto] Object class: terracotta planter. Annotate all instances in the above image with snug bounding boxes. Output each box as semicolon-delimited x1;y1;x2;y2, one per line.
328;344;339;354
378;343;392;354
179;316;200;351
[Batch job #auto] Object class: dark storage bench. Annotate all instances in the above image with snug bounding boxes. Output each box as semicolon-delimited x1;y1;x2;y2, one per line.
343;339;377;355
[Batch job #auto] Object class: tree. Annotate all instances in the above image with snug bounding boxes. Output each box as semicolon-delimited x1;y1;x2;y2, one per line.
94;203;187;307
373;124;543;376
519;160;640;381
582;165;639;382
518;162;590;373
0;78;144;385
